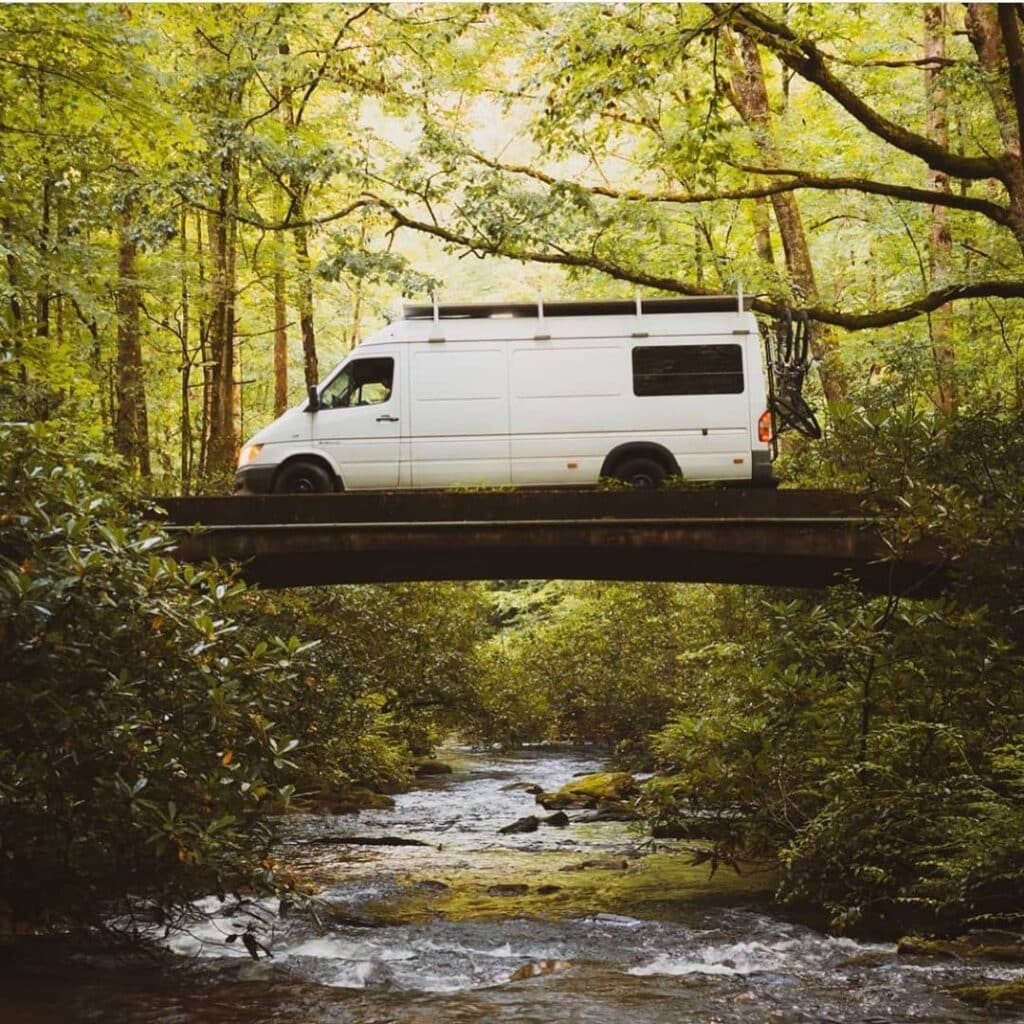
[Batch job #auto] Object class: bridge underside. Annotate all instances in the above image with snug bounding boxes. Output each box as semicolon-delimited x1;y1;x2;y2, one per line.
157;489;947;597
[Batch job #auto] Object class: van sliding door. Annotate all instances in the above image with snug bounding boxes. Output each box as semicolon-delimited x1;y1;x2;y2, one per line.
409;348;510;487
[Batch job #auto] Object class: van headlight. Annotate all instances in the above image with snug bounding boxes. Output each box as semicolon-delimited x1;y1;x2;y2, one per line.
237;443;263;468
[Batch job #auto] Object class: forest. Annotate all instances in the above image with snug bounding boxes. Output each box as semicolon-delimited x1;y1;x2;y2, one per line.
2;0;1024;987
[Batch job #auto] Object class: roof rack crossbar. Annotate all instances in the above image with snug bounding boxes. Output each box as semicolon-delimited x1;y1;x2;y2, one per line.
402;295;752;320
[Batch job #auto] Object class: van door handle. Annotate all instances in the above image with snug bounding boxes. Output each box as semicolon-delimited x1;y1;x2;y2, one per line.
376;414;399;422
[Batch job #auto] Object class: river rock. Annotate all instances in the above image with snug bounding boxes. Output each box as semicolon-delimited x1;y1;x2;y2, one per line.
500;782;542;793
536;772;638;810
952;978;1024;1009
309;787;396;815
499;815;540;834
414;760;454;777
487;884;530;897
415;879;450;892
304;835;431;847
576;806;637;823
898;935;1024;962
509;959;573;981
542;811;570;827
559;858;629;872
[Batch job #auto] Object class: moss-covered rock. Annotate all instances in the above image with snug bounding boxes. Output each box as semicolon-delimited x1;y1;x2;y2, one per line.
536;772;638;810
308;787;396;815
897;936;1024;963
951;977;1024;1009
353;849;776;925
414;760;454;778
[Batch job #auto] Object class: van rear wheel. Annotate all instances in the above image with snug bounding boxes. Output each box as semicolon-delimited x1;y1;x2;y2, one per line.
611;456;666;489
274;459;334;494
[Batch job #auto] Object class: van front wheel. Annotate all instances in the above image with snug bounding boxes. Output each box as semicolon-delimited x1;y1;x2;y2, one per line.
611;457;666;489
274;459;335;494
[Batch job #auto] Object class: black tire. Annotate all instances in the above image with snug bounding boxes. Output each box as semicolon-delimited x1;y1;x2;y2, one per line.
273;459;335;494
611;456;667;489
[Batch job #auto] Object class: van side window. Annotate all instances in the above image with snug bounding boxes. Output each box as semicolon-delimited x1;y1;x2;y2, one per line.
632;345;743;396
321;357;394;408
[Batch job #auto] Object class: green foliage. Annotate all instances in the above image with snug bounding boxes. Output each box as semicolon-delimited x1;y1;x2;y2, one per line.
474;583;703;757
0;425;311;925
255;581;490;761
0;424;489;928
642;378;1024;934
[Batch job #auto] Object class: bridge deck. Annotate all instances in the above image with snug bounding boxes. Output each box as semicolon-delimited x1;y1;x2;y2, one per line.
155;489;946;596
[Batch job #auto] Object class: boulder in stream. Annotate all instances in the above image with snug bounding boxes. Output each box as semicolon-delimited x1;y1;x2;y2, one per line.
542;811;570;827
309;787;396;815
559;858;630;872
499;815;540;834
509;959;573;982
487;884;530;897
576;806;637;823
897;935;1024;962
414;760;454;777
535;772;638;810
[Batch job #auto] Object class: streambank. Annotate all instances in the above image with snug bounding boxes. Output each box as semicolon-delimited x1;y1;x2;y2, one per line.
3;747;1022;1023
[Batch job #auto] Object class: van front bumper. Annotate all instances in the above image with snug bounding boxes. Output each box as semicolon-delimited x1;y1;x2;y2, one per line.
234;465;276;494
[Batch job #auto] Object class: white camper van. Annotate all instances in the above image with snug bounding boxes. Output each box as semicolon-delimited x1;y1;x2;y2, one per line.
234;296;775;494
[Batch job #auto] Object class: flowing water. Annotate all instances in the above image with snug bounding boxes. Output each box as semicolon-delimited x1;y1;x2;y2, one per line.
4;747;1022;1022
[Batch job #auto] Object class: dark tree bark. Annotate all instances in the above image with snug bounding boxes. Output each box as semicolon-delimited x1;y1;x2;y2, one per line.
726;30;842;401
179;211;193;494
113;200;150;476
273;243;289;416
925;5;956;417
196;210;211;479
204;153;240;480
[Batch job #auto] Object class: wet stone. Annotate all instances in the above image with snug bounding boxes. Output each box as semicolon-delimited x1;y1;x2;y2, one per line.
499;815;540;834
487;884;531;897
559;858;630;872
415;880;450;893
509;959;574;982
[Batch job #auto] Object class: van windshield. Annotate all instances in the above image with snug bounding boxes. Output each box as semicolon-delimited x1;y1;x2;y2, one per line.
321;357;394;408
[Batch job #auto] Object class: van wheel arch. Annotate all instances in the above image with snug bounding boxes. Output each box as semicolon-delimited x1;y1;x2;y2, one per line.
601;443;680;483
272;455;342;494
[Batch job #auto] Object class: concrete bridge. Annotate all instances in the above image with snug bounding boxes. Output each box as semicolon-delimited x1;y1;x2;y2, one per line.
156;488;947;597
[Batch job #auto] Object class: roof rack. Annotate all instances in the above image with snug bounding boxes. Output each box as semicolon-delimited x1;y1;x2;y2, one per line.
402;295;751;321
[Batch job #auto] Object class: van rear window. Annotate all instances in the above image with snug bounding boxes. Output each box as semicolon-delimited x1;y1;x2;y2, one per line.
632;344;744;396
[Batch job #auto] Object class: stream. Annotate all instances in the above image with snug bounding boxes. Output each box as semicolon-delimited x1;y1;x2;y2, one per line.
4;747;1023;1022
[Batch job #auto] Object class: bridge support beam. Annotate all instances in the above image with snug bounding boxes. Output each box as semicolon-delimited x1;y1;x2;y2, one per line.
156;490;947;597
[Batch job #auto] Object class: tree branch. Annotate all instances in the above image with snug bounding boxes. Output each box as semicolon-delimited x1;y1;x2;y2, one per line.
181;194;377;231
373;194;1024;330
997;4;1024;157
462;148;1011;224
714;4;1009;183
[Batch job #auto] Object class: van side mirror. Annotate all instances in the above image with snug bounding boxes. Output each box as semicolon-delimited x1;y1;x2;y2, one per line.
307;385;320;412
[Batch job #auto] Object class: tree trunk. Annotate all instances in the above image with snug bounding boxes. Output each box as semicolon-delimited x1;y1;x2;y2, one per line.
196;210;211;479
751;196;775;266
2;216;22;332
293;202;318;388
727;32;842;402
925;5;956;416
204;155;239;479
279;45;318;389
965;4;1024;253
273;246;289;415
179;211;193;494
113;201;150;475
35;75;51;342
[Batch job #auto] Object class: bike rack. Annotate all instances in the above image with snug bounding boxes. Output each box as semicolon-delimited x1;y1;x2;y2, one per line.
763;310;822;458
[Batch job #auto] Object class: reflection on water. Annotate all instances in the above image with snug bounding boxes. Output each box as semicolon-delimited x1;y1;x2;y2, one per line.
3;748;1020;1023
